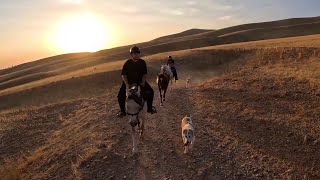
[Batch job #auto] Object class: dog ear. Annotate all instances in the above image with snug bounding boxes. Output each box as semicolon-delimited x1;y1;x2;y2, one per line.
183;129;188;135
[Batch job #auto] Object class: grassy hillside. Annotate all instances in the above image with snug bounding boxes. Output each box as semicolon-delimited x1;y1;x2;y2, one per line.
1;43;320;111
151;28;212;42
2;37;320;179
153;16;320;43
1;16;320;93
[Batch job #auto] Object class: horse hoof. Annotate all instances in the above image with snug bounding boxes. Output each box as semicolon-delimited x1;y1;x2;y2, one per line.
132;148;138;154
163;99;166;102
160;103;163;107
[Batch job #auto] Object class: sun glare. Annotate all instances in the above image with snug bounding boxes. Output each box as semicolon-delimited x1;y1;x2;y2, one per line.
53;14;110;53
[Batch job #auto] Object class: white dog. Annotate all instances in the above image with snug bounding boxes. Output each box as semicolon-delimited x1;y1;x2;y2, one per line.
185;76;192;88
181;115;195;154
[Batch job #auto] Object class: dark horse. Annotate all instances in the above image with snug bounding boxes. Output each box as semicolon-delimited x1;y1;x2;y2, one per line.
157;65;172;106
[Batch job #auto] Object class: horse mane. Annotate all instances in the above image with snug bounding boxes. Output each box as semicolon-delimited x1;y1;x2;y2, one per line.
160;65;172;78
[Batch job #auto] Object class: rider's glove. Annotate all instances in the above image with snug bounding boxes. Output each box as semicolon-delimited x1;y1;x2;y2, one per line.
126;84;132;96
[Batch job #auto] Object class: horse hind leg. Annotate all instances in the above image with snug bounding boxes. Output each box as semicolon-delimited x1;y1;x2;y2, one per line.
160;93;163;106
160;91;163;106
158;84;163;106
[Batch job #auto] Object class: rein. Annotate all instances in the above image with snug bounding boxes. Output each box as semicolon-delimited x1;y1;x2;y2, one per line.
126;93;145;127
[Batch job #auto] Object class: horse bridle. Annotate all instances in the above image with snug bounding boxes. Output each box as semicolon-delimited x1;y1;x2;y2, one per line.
126;88;145;126
126;94;144;116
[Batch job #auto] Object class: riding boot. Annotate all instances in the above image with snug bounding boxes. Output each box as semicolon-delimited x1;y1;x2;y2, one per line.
142;82;157;113
171;67;178;80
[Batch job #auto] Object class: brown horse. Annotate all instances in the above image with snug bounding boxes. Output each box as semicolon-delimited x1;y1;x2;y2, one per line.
157;65;172;106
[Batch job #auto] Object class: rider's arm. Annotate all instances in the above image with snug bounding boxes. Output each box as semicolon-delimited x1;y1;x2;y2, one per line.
141;74;147;87
121;61;130;87
141;61;147;87
122;75;130;87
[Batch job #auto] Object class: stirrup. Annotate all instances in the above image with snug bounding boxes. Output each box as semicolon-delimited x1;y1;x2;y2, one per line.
117;111;126;118
148;106;157;114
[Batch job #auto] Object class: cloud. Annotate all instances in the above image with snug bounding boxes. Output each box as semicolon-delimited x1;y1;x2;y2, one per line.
161;7;201;16
121;6;139;13
218;15;232;20
215;4;233;11
187;1;197;6
60;0;85;5
161;9;185;16
189;8;199;13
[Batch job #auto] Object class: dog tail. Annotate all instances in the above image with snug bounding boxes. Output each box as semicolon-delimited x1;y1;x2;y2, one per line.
186;115;191;118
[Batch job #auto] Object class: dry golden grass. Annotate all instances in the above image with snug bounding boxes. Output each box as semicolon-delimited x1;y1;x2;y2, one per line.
201;34;320;50
1;36;320;111
0;95;121;179
2;53;320;178
0;147;46;180
151;28;212;42
148;16;320;44
191;59;320;178
0;52;91;75
1;45;320;179
0;159;23;180
0;56;116;91
0;60;124;96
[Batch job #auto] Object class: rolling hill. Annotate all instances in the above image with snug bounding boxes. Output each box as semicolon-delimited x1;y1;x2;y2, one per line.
1;16;320;93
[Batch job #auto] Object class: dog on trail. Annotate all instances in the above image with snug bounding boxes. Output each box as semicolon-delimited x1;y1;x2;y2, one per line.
181;115;195;154
185;76;192;88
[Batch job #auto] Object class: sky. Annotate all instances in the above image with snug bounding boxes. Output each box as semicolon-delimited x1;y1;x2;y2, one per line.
0;0;320;68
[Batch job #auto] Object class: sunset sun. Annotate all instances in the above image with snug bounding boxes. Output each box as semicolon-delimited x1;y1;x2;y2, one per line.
53;14;110;53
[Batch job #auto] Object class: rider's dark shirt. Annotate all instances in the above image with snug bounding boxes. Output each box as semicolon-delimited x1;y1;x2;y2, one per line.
121;59;147;85
167;59;175;67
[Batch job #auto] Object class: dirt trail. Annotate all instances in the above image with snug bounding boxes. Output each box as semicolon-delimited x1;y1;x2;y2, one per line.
79;81;209;180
